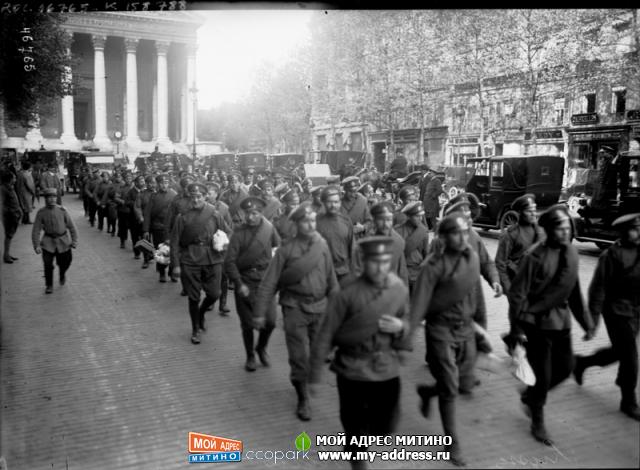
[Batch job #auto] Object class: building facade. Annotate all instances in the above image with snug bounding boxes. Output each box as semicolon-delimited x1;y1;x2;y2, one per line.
0;12;204;159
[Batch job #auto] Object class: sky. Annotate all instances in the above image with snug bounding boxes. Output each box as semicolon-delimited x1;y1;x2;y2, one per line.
196;10;313;109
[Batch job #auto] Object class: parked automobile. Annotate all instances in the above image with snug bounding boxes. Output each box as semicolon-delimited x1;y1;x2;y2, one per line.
442;165;476;199
464;155;565;230
237;152;267;173
316;150;367;179
203;153;236;172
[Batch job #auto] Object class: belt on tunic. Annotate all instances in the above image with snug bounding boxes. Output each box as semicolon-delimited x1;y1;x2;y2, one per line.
283;291;324;304
44;232;67;238
428;317;471;330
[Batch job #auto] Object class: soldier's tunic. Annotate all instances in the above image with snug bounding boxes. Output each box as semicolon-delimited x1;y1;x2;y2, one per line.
31;204;78;287
316;211;354;282
262;196;282;222
213;200;233;230
220;187;249;226
167;192;193;236
125;185;143;255
423;178;444;229
587;240;640;403
310;272;410;456
85;175;100;226
102;181;123;234
273;209;297;243
225;217;281;333
93;180;110;230
495;223;546;293
254;232;339;383
510;242;594;409
143;188;177;273
395;219;429;293
39;170;61;204
341;192;372;237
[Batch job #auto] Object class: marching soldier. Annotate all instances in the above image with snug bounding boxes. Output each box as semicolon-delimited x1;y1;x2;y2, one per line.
340;176;372;238
93;172;110;232
316;185;355;285
167;176;197;283
509;205;595;446
395;201;429;294
357;202;409;286
143;175;177;282
409;212;481;467
171;183;229;345
220;171;249;226
495;194;545;345
273;189;300;243
257;179;282;222
225;197;281;371
574;213;640;421
85;169;100;227
393;185;419;226
135;175;157;269
300;178;313;202
310;185;325;215
116;172;134;249
126;175;146;260
253;201;339;421
422;171;445;230
39;162;62;205
310;236;410;470
32;188;78;294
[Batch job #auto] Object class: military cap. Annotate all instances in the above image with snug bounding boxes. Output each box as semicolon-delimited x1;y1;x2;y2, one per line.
281;188;298;203
186;182;207;195
444;200;470;216
227;171;242;181
341;176;360;187
402;201;425;217
327;175;341;185
370;201;395;218
42;188;58;197
511;193;536;212
91;168;100;174
357;183;372;194
240;196;267;212
144;175;155;184
289;201;315;223
599;145;615;154
611;212;640;229
438;212;468;235
205;181;221;193
358;236;394;258
398;185;417;201
258;179;274;191
321;185;341;201
274;182;289;194
537;204;570;231
311;185;326;196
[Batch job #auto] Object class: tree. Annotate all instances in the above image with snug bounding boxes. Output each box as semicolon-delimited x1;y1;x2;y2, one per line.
0;12;73;126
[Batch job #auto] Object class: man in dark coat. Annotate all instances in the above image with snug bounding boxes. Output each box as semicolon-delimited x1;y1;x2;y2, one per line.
340;176;372;238
143;175;177;282
220;171;249;226
422;172;445;230
15;162;36;224
273;189;300;244
1;171;22;263
574;213;640;421
225;197;281;371
395;201;429;294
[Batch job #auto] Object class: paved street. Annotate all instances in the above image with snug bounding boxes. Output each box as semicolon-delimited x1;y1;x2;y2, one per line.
0;195;638;470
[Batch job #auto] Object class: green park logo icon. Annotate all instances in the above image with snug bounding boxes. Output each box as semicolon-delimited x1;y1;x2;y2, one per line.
295;432;311;452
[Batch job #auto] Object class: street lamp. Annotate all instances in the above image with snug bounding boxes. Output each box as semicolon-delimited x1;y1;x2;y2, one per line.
189;82;198;168
114;112;122;157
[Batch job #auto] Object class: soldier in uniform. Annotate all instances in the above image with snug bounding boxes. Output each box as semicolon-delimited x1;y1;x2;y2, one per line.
300;178;313;203
135;175;157;269
102;171;123;237
340;176;372;238
495;194;545;344
395;201;429;294
126;175;146;259
167;176;197;283
116;172;134;249
1;171;22;263
85;169;100;227
225;197;281;371
393;185;419;226
143;175;177;282
422;171;445;230
357;202;409;286
509;205;595;445
574;213;640;421
409;212;481;466
171;183;229;345
93;172;111;232
39;162;62;205
310;236;410;470
253;201;339;421
310;185;325;215
316;185;355;285
257;179;282;222
273;189;300;243
220;171;249;226
31;188;78;293
205;182;233;316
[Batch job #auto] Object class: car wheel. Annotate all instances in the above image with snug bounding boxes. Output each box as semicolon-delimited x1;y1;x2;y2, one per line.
500;210;519;231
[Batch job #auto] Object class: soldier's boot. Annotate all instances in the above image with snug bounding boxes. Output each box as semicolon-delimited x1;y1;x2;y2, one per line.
242;330;257;371
255;326;274;367
573;355;587;386
218;280;230;315
198;296;216;332
439;398;466;467
188;299;201;344
530;405;553;446
293;381;311;421
417;384;437;418
620;389;640;421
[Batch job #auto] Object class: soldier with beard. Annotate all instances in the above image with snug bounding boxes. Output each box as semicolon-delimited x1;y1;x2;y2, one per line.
257;179;282;222
340;176;372;239
220;172;249;226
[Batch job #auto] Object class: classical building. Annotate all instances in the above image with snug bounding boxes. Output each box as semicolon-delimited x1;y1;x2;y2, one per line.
1;12;204;159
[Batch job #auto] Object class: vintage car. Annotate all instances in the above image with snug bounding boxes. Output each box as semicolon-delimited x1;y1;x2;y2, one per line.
442;165;476;199
269;153;305;173
203;153;236;172
464;155;565;230
237;152;267;173
84;152;116;175
316;150;367;179
570;150;640;248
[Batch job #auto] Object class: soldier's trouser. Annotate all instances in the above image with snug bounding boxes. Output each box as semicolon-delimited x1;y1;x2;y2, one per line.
338;375;400;457
97;205;107;230
282;305;323;383
88;199;97;225
182;263;222;331
42;249;72;287
235;279;276;357
219;273;229;308
107;205;117;233
582;314;639;399
519;323;574;409
129;216;143;256
117;211;129;242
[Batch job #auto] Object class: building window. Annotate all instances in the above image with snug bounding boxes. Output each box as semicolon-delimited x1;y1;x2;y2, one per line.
554;98;565;125
585;93;596;113
335;133;343;150
612;88;626;114
317;134;326;150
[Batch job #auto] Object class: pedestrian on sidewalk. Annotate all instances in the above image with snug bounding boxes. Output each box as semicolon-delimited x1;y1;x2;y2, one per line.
31;188;78;294
1;171;22;263
170;183;228;345
574;212;640;421
309;236;409;470
509;205;595;446
408;212;481;467
15;162;35;224
225;196;281;371
253;201;339;421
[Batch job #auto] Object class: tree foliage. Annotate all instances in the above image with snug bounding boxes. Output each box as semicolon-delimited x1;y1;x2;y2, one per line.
0;12;73;126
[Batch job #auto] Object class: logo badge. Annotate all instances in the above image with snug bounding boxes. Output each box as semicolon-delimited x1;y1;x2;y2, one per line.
188;432;243;464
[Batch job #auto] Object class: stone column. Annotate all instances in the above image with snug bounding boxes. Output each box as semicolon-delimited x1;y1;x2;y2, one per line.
186;44;197;147
92;35;111;149
60;32;79;148
155;40;171;149
124;37;141;149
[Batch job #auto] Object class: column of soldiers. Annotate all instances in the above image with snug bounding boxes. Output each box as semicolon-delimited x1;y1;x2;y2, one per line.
14;161;639;469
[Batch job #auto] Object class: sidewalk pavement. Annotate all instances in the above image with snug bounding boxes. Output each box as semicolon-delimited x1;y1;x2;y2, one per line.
0;195;638;469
